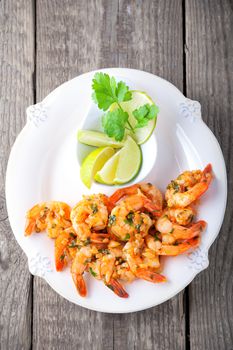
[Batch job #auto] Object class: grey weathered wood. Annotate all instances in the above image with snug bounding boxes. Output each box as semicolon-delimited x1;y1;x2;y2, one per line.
34;1;185;349
185;0;233;349
0;0;35;349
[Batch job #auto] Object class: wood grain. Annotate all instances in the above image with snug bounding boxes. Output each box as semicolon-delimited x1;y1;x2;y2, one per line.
34;1;185;349
185;0;233;349
0;0;35;349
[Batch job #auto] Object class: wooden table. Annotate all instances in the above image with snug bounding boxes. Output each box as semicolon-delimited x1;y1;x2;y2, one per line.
0;1;232;349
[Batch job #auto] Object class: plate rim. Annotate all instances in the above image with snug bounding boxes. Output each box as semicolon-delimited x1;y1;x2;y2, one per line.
5;67;228;313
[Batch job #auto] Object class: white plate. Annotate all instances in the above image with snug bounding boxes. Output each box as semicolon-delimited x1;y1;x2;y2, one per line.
6;68;227;313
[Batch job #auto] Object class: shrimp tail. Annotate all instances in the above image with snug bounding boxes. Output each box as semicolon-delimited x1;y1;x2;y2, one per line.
190;220;206;234
202;163;212;185
192;164;213;201
24;220;36;236
144;202;163;217
102;195;115;213
159;237;200;256
106;279;129;298
55;231;71;271
173;220;207;240
136;268;167;283
72;273;87;297
109;184;139;204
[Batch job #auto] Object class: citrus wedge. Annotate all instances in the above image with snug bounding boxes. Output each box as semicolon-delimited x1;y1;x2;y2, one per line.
94;151;120;184
80;147;115;188
114;136;142;184
110;91;158;145
94;136;141;185
78;130;124;148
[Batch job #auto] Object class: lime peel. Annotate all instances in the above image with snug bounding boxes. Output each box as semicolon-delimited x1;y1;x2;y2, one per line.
78;130;125;148
94;151;120;184
114;136;142;184
80;147;115;188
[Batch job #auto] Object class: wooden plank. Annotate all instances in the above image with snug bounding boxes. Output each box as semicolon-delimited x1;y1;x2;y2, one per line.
0;0;35;349
34;1;185;349
114;1;185;349
185;0;233;349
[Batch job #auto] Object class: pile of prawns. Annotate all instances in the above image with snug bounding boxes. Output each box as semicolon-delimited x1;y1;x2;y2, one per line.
25;164;212;298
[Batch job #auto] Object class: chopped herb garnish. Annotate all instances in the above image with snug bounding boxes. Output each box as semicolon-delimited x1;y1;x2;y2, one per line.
98;249;110;254
89;267;97;277
60;254;65;261
135;224;141;232
172;181;180;193
84;238;91;246
124;211;134;226
69;232;76;239
91;203;98;214
68;240;79;248
124;233;130;241
108;215;116;226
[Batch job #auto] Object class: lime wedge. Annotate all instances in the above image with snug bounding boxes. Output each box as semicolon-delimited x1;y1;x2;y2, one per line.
114;136;142;184
110;91;158;145
80;147;115;188
94;136;141;185
78;130;124;148
94;151;120;184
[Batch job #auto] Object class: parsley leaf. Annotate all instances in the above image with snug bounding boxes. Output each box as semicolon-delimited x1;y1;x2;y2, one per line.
91;72;159;142
132;103;159;129
108;215;116;226
89;267;97;277
92;72;132;111
115;81;132;102
102;109;128;141
83;238;91;246
123;233;130;241
124;211;134;226
91;203;98;214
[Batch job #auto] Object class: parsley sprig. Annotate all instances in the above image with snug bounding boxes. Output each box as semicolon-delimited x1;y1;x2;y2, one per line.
92;72;159;141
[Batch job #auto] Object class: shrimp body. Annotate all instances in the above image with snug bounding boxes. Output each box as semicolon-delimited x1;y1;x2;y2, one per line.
155;212;206;244
165;164;212;208
109;203;153;241
55;227;77;271
113;262;136;283
166;207;195;226
109;183;163;215
25;201;72;238
89;247;129;298
158;237;200;256
71;245;98;297
123;235;166;283
71;194;109;240
25;165;212;299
